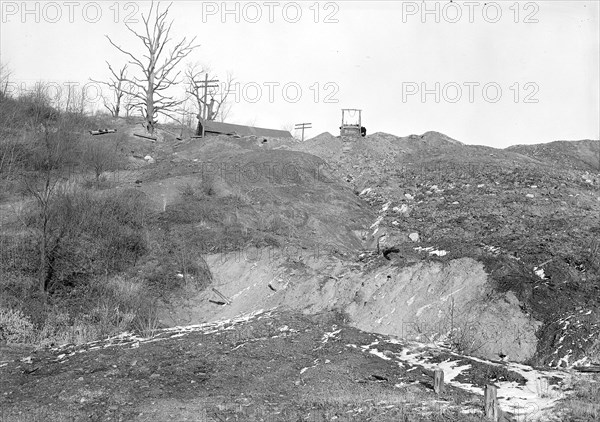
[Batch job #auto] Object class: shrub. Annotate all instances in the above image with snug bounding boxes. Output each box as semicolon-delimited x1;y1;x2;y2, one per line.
0;306;36;344
19;187;149;293
200;174;216;197
177;182;196;198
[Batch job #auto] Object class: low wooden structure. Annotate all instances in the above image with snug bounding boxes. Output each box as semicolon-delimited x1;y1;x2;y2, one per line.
199;120;292;138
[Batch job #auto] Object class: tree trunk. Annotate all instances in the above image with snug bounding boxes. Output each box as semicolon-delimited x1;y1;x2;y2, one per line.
146;75;155;134
39;224;47;293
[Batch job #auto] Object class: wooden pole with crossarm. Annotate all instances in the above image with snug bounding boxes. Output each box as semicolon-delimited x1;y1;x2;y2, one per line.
198;73;219;137
294;123;312;142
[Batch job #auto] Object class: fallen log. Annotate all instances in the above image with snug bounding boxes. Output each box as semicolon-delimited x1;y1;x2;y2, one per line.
134;133;157;141
89;129;117;135
574;366;600;373
211;288;232;305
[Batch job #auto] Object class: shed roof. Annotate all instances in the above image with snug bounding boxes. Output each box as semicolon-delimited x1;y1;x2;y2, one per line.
204;121;292;138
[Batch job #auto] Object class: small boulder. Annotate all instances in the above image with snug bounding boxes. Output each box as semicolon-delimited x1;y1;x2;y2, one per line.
409;232;420;242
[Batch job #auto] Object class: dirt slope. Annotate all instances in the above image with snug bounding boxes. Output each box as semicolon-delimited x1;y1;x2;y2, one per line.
277;131;599;367
507;140;600;173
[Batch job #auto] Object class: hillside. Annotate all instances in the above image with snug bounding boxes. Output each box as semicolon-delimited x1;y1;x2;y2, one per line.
288;131;600;367
1;108;599;421
507;140;600;173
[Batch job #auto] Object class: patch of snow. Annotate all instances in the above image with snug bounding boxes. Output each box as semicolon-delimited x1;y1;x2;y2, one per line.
370;216;383;230
429;250;447;257
416;304;432;317
414;246;447;257
321;328;342;344
534;267;547;279
170;333;186;338
365;340;570;420
369;349;392;360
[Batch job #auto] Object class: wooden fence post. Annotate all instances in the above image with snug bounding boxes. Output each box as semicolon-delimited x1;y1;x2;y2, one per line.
434;368;444;395
484;384;499;421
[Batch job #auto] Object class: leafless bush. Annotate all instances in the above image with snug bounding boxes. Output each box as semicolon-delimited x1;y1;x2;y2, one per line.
82;138;119;183
177;182;196;198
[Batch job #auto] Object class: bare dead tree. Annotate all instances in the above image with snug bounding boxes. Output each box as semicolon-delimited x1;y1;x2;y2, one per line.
184;63;207;123
184;63;206;135
211;72;235;122
123;90;138;117
63;84;86;115
105;1;199;134
91;64;130;117
0;62;13;97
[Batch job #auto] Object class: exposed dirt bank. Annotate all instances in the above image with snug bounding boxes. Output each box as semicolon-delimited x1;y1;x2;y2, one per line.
162;249;541;363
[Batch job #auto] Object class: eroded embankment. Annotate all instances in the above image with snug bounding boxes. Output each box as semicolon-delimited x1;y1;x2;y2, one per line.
163;248;541;363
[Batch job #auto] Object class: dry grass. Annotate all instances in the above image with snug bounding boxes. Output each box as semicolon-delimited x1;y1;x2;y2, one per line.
556;373;600;421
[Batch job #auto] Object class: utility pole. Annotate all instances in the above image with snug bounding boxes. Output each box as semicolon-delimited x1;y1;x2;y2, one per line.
198;73;219;137
294;122;312;142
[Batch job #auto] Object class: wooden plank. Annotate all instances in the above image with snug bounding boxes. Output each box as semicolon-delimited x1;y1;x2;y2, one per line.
484;384;499;421
89;129;117;135
433;368;444;395
133;133;157;141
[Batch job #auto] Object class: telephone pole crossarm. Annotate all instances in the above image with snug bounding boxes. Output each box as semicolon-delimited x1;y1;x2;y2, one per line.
294;122;312;142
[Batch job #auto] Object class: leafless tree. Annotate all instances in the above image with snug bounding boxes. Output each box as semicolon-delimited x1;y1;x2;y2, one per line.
212;72;235;122
185;63;208;124
64;84;86;115
105;1;199;134
0;62;13;97
82;139;119;184
91;64;130;117
18;83;81;294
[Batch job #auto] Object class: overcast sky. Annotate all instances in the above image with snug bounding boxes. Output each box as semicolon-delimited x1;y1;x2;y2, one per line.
1;1;598;147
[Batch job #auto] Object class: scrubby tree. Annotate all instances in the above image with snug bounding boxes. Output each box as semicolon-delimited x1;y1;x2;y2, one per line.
105;1;199;134
82;139;119;184
0;62;12;97
19;83;81;294
91;64;130;118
